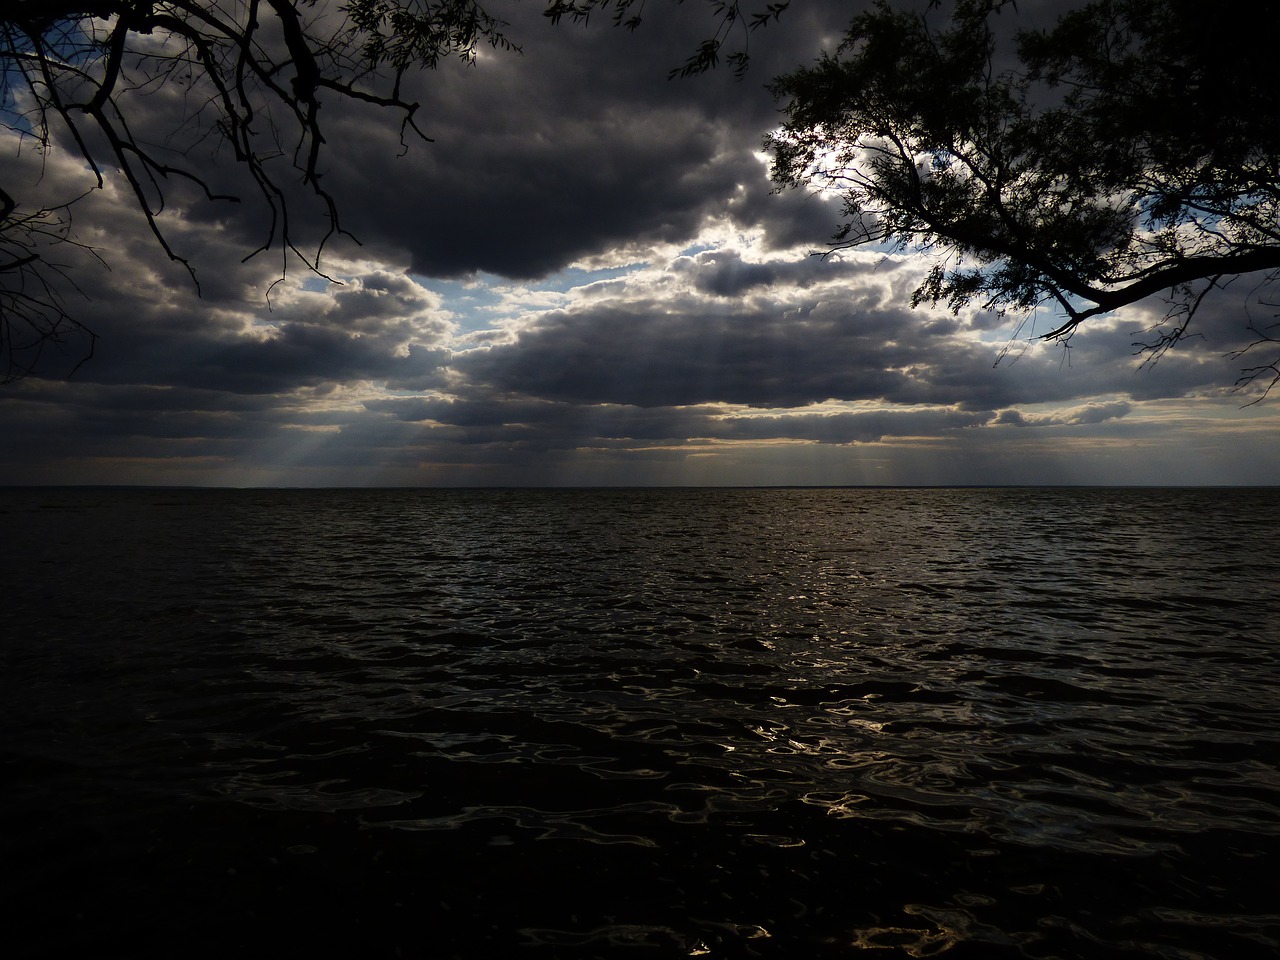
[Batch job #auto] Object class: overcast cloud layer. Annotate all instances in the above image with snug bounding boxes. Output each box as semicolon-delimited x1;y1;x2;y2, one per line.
3;0;1278;486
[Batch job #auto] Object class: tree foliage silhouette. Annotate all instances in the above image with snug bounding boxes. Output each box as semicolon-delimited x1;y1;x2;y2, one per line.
768;0;1280;394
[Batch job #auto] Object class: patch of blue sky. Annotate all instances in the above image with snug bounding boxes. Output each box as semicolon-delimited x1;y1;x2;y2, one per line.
3;17;105;135
678;240;719;258
413;264;637;338
1;62;37;135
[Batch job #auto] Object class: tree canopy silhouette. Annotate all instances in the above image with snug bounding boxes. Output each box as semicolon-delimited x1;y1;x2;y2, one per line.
768;0;1280;393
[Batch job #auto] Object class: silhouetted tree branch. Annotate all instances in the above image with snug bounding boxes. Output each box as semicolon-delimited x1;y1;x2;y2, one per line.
1230;281;1280;402
0;186;100;383
1;0;520;379
544;0;789;77
2;0;788;382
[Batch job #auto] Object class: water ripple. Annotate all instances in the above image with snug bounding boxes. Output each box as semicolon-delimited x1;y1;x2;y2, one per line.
3;487;1279;958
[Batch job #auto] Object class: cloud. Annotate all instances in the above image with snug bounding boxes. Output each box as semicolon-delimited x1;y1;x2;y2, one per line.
290;2;859;280
4;1;1280;486
715;407;993;443
994;401;1132;427
442;245;1239;418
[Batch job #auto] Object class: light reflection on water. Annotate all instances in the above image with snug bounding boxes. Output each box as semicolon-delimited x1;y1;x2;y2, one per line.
2;487;1279;958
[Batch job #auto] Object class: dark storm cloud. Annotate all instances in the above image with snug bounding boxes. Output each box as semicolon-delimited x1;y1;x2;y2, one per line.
715;407;993;443
34;199;455;394
724;174;852;254
994;402;1132;427
365;391;993;449
5;0;1279;486
0;381;286;462
191;324;449;394
314;1;857;279
454;299;914;408
434;241;1265;428
689;249;788;297
329;105;748;278
442;261;1144;415
367;394;723;445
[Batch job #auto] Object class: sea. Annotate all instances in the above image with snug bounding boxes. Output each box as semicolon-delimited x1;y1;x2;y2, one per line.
2;486;1278;959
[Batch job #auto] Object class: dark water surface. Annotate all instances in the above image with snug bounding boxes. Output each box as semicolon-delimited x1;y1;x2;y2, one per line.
3;487;1278;958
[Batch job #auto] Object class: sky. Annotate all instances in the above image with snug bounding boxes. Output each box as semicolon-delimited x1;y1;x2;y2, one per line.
2;0;1279;487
